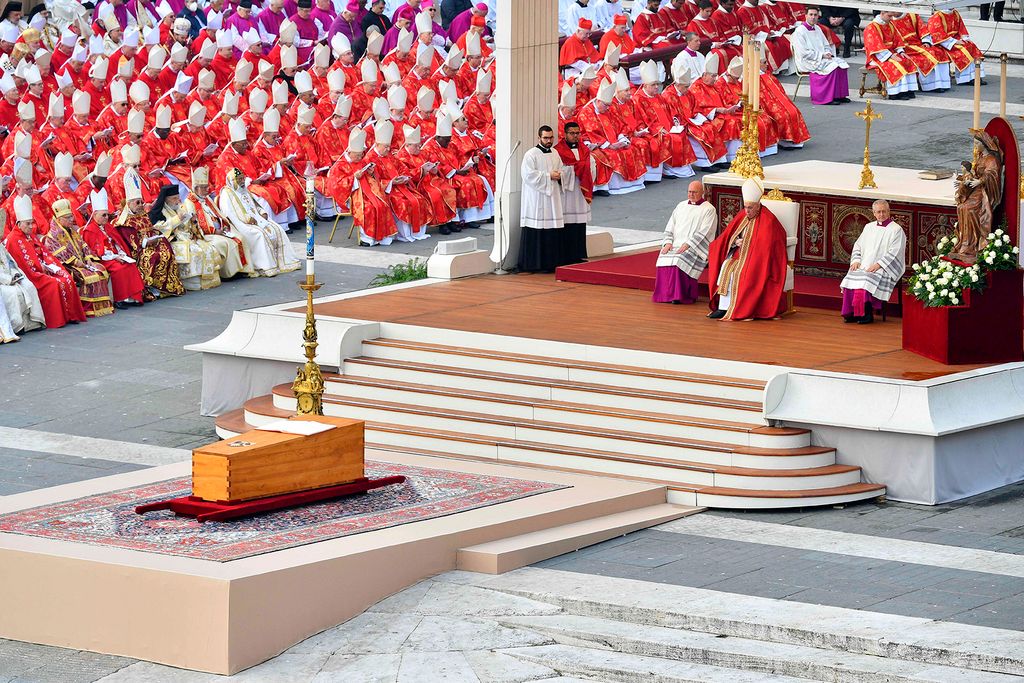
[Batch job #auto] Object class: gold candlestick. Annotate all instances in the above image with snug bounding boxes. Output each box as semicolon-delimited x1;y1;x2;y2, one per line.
855;100;881;190
292;172;324;416
728;94;764;179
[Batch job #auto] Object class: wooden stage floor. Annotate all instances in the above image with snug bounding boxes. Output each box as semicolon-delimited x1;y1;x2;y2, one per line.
304;274;991;380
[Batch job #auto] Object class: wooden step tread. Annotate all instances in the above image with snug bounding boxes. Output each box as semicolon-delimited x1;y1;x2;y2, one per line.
214;408;252;435
363;423;854;478
338;357;765;410
325;374;763;422
681;482;887;499
364;338;767;390
260;393;819;456
269;384;808;441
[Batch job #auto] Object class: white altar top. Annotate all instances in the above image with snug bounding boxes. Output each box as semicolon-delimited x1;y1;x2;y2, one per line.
704;161;956;207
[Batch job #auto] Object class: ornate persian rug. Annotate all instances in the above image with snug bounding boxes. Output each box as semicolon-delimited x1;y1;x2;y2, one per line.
0;461;567;562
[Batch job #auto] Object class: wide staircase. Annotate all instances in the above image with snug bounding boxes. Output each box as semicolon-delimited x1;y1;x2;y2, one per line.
215;337;885;509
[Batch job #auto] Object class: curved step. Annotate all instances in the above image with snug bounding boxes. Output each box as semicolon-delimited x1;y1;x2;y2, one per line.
238;399;836;470
341;356;765;420
241;398;860;492
324;372;763;427
362;338;767;402
268;384;811;450
222;398;883;508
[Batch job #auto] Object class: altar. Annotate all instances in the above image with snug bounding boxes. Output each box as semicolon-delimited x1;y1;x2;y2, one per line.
703;161;958;278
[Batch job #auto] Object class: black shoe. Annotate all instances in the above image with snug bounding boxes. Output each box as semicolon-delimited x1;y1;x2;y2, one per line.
439;225;451;235
843;315;857;323
358;240;371;247
594;190;611;197
825;100;841;105
842;49;851;58
114;301;128;310
907;91;917;99
980;79;988;86
465;222;481;229
450;223;463;233
707;309;726;319
714;162;732;170
837;97;851;103
857;308;875;324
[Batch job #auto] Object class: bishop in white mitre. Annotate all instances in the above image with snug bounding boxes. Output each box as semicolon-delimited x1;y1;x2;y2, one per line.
652;180;718;304
518;125;568;273
840;199;907;324
791;7;850;106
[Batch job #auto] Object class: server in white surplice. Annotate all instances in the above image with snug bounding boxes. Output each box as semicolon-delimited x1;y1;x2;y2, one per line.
518;125;574;273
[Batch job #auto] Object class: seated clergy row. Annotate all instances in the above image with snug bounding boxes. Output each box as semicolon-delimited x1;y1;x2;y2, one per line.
0;156;302;343
653;181;906;324
557;49;810;197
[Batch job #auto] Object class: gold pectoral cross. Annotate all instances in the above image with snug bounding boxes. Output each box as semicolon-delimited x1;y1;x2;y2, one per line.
856;100;882;189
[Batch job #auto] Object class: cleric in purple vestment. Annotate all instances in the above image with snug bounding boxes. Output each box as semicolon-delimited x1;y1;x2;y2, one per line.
328;2;362;45
224;0;260;44
92;0;141;28
381;8;414;53
391;0;422;23
257;0;287;44
446;1;488;43
311;0;337;33
290;0;326;62
790;8;851;106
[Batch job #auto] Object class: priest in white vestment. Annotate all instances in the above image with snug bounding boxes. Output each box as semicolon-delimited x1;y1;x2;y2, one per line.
0;238;44;341
653;181;718;304
791;8;850;106
518;125;568;273
677;33;707;83
218;169;300;278
840;199;907;324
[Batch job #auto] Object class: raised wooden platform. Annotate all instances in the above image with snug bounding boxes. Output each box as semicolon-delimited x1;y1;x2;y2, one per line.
296;273;993;381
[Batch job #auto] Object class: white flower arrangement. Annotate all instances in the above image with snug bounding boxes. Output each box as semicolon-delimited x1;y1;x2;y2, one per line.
908;226;1018;308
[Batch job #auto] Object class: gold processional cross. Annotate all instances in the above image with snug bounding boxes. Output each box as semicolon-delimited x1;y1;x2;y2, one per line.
856;100;882;190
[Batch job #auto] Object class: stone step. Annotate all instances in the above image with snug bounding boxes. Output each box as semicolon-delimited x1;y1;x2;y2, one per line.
327;370;763;425
502;644;812;683
457;504;700;575
269;385;810;450
340;356;766;419
361;338;768;402
473;567;1024;676
499;614;1021;683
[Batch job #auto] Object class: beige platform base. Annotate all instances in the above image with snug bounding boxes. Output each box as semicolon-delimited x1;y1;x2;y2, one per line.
586;230;615;257
0;449;685;675
457;502;698;574
426;248;495;280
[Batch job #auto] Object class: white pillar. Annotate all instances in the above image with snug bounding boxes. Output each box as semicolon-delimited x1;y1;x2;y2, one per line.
490;0;558;271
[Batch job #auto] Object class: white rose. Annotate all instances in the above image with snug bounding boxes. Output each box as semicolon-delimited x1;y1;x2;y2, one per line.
926;283;934;292
972;275;979;282
941;289;948;297
920;274;929;281
987;256;995;264
929;293;935;300
988;233;996;239
951;296;959;305
1003;235;1011;244
996;229;1004;236
1004;254;1011;260
912;263;921;271
1014;247;1020;255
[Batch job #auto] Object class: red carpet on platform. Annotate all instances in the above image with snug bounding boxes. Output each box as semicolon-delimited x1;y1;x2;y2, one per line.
556;249;901;315
0;461;567;562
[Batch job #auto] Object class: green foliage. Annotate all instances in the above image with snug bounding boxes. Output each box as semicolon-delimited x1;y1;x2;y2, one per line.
369;258;428;287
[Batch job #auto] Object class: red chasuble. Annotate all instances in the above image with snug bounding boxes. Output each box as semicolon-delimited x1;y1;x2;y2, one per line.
707;207;788;320
576;100;646;186
863;20;918;85
559;34;600;67
632;88;697;169
4;228;88;328
925;11;983;71
324;157;398;242
757;71;810;145
397;146;457;225
598;30;635;59
891;14;946;75
555;139;593;203
714;75;778;151
660;84;727;162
